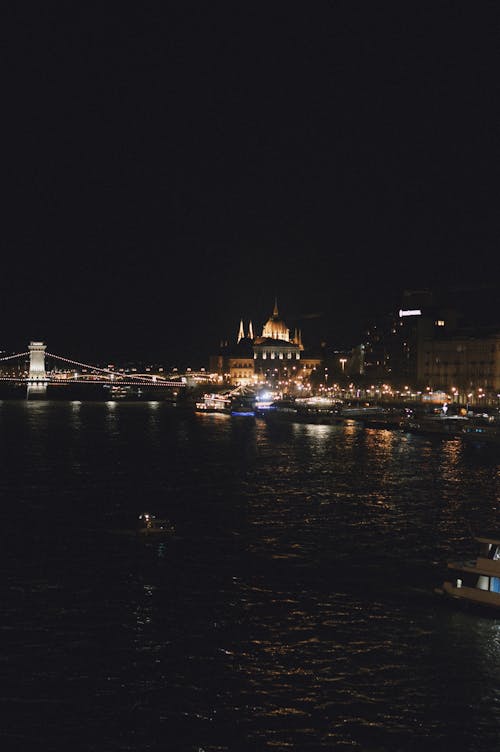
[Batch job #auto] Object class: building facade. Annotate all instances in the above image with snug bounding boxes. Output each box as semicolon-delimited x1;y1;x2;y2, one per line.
418;332;500;394
360;288;500;399
362;289;461;385
209;300;322;387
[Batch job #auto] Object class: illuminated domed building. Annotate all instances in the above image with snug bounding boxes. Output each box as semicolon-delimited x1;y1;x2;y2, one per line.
209;299;322;387
260;299;293;342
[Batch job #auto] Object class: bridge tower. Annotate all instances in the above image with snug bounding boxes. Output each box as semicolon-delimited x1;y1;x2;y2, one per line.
28;341;47;380
27;341;48;399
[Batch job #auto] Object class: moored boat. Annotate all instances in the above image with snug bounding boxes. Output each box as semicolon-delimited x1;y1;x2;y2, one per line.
340;404;389;420
460;415;500;444
195;392;232;413
400;412;468;437
230;393;256;416
357;408;406;429
261;397;343;425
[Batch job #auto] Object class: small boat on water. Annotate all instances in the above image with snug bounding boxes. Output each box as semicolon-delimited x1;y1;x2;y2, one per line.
110;513;175;540
436;536;500;612
137;513;175;538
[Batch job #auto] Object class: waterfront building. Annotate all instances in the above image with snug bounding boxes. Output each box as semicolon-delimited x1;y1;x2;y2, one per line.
253;300;302;383
418;330;500;398
359;286;500;403
209;300;322;387
209;327;255;386
363;289;460;386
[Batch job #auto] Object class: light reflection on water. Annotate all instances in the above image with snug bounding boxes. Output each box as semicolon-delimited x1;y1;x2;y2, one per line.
1;401;499;751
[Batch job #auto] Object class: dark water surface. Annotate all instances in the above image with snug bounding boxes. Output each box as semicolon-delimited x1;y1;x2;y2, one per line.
2;401;500;751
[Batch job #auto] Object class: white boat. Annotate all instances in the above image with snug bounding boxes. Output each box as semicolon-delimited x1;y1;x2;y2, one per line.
437;536;500;612
195;392;231;413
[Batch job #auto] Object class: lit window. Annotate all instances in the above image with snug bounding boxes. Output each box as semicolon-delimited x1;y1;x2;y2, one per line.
436;320;445;327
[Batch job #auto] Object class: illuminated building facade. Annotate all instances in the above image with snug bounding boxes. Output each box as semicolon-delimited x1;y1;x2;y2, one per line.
209;328;255;386
361;287;500;399
253;300;302;382
209;300;322;386
363;290;460;385
419;332;500;393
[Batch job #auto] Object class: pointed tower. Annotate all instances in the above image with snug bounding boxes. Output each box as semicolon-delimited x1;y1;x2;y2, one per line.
237;319;245;343
273;297;279;317
248;321;254;340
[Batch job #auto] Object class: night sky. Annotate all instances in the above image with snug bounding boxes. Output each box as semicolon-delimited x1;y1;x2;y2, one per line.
4;3;499;367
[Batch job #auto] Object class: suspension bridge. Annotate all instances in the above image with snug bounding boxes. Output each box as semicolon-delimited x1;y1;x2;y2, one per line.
0;342;186;397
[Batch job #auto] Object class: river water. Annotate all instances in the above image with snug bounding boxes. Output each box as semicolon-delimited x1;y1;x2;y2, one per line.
2;401;500;751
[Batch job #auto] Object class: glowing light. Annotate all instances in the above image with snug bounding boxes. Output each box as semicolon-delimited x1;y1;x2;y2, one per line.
399;309;422;317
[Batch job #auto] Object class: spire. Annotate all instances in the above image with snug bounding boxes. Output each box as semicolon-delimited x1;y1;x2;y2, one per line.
237;319;245;343
273;297;279;317
248;320;254;340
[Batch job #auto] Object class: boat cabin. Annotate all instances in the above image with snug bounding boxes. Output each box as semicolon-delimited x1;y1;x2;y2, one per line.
470;537;500;593
442;536;500;608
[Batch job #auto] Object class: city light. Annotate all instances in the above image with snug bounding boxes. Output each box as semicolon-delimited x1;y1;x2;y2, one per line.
399;309;422;317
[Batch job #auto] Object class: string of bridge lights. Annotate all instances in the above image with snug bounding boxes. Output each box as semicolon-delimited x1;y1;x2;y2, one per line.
46;352;143;379
0;375;181;387
0;351;29;361
0;350;185;387
45;352;183;385
53;379;178;387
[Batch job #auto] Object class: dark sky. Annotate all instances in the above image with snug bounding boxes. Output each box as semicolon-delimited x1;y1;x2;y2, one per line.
3;2;499;366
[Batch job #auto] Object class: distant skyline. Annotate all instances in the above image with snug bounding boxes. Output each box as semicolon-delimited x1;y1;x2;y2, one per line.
3;4;499;366
3;280;498;372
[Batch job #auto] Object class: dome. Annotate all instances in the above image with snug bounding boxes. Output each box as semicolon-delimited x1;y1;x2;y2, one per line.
261;300;290;342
